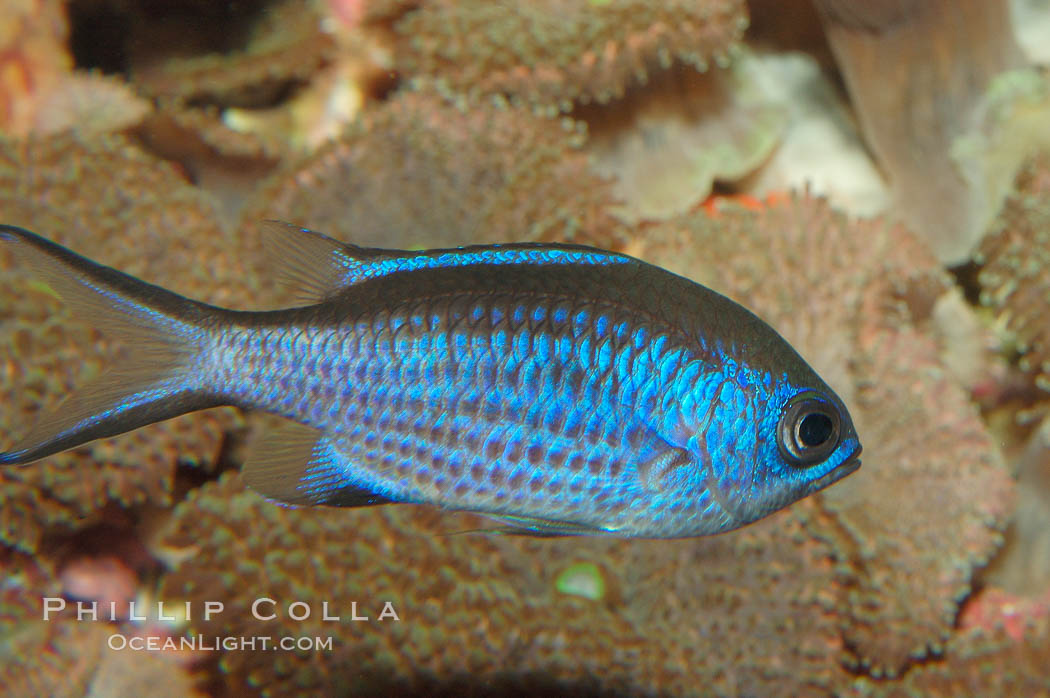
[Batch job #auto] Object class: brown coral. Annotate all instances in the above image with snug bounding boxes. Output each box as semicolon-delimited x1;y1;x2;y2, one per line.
0;0;71;136
873;602;1050;696
0;545;59;635
155;472;643;696
128;0;334;108
0;134;245;551
582;53;785;222
978;153;1050;391
395;0;749;111
138;102;285;169
242;87;625;260
357;0;419;24
32;71;152;137
0;547;103;696
131;0;392;165
981;411;1050;598
619;511;847;696
0;4;148;139
638;195;1013;676
155;470;848;696
0;545;205;697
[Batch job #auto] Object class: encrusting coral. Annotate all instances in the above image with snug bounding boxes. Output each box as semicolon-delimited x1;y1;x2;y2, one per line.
981;412;1050;599
3;5;1050;694
32;72;151;137
868;604;1050;696
128;0;334;108
145;195;1021;695
0;134;245;551
0;546;205;697
242;87;625;258
138;102;286;171
0;547;102;696
0;1;148;139
639;195;1014;677
394;0;749;112
154;472;643;696
155;470;848;697
84;0;404;185
0;0;71;136
142;0;393;163
978;153;1050;392
354;0;418;25
582;51;785;222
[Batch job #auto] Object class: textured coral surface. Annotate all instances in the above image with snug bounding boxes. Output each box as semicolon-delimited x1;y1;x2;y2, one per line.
395;0;749;111
979;154;1050;390
156;472;845;696
0;0;71;136
641;197;1014;677
1;1;1049;695
128;0;334;106
244;88;625;252
0;135;242;552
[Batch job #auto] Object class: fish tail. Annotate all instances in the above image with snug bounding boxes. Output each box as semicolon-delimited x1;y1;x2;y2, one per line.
0;224;223;465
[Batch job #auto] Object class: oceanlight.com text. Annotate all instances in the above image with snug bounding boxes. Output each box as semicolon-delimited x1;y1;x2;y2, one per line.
107;633;335;652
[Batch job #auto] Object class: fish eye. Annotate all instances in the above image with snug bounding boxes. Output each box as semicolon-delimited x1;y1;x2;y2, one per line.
777;391;841;466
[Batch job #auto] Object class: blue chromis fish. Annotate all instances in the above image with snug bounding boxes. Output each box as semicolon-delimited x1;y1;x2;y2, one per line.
0;222;861;538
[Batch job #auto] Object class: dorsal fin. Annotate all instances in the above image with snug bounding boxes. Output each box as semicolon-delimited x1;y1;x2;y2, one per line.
258;220;636;305
259;221;373;304
242;418;391;507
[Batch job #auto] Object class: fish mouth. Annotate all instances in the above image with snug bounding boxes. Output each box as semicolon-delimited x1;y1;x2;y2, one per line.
809;446;862;493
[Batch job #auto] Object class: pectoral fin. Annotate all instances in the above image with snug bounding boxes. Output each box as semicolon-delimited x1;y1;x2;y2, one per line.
636;446;693;492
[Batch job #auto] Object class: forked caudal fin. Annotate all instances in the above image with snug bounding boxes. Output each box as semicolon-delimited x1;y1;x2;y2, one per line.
0;225;222;465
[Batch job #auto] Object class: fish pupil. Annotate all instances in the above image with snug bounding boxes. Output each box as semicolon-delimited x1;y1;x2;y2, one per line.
798;412;833;448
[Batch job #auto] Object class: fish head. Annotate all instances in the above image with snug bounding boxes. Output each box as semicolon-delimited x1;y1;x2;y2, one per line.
692;371;862;532
761;382;861;510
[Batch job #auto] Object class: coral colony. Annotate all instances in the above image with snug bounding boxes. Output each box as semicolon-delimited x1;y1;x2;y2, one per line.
1;0;1049;695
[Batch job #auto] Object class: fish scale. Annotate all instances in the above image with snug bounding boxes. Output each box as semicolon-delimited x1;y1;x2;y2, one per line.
215;293;680;529
0;223;861;537
208;283;755;535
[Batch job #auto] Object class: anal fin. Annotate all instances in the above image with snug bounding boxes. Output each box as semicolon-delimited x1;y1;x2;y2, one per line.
478;513;615;537
242;419;391;508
